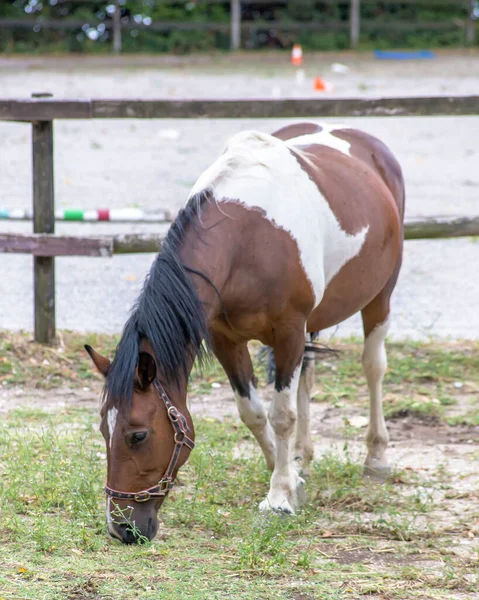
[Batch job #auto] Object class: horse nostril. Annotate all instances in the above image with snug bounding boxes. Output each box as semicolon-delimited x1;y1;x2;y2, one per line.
147;517;155;538
121;527;139;545
116;522;140;545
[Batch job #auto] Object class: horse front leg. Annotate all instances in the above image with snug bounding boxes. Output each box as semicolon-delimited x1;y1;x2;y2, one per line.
259;326;305;514
212;332;276;471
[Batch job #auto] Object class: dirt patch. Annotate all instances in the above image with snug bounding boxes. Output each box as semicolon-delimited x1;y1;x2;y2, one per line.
4;379;479;493
0;384;101;414
333;547;404;567
387;418;479;445
66;577;101;600
315;404;479;445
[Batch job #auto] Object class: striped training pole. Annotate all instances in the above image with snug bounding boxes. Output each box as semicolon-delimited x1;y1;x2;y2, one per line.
0;208;172;223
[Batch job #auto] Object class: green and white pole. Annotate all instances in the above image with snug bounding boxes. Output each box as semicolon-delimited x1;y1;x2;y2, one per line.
0;208;172;223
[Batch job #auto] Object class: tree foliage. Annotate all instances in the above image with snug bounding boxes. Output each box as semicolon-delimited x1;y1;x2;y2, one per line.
0;1;476;53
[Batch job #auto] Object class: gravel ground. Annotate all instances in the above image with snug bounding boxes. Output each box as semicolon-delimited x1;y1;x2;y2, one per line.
0;52;478;339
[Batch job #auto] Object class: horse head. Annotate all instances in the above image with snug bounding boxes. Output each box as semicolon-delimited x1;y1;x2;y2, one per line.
86;345;195;544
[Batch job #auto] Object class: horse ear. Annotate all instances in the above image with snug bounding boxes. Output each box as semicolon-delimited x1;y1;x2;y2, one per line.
137;352;157;390
84;345;110;377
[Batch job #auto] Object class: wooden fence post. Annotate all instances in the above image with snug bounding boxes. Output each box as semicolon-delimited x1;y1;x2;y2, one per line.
113;0;122;53
350;0;360;49
31;94;55;344
466;0;476;45
231;0;241;51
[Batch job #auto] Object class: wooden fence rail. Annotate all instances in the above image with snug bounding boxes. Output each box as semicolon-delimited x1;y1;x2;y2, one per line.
1;94;479;343
2;95;479;122
2;217;479;258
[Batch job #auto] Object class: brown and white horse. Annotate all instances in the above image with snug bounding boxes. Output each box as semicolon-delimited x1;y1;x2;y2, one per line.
86;122;405;543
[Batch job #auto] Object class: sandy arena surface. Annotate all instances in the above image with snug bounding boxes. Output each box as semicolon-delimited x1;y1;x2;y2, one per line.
0;51;478;339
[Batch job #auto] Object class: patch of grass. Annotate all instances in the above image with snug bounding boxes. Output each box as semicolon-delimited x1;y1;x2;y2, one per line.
1;332;479;596
437;395;458;407
448;410;479;427
7;406;51;422
3;331;478;410
312;339;479;427
383;395;444;421
0;330;119;389
386;341;479;388
1;400;477;599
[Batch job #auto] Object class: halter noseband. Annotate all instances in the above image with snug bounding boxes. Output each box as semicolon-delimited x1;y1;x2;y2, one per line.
104;380;195;503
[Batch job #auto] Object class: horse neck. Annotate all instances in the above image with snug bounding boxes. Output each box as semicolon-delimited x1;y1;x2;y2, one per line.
152;217;229;409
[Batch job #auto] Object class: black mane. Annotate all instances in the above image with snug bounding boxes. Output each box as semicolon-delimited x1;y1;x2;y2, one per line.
103;192;211;411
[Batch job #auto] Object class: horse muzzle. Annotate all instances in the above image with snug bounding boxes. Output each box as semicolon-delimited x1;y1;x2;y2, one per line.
107;497;159;544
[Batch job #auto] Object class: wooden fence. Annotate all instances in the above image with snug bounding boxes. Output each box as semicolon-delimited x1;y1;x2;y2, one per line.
1;94;479;343
0;0;476;51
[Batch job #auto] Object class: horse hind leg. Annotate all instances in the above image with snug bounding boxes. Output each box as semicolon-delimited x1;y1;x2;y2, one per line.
361;295;391;479
294;336;316;475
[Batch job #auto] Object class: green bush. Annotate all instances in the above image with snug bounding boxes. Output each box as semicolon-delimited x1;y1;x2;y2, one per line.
0;0;476;53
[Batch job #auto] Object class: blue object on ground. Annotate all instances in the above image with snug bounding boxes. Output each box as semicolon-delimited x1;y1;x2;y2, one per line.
374;50;436;60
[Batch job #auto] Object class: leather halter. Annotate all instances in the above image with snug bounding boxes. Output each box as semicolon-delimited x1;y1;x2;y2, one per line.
104;380;195;503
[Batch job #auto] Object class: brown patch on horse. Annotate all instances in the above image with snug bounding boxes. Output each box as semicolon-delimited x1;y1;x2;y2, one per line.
273;122;323;141
177;200;316;346
333;128;405;222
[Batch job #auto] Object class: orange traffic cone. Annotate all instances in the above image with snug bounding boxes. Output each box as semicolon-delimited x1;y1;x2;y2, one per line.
313;76;326;91
313;76;335;92
291;44;303;67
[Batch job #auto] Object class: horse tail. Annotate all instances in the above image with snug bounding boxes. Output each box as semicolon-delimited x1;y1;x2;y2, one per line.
258;333;339;385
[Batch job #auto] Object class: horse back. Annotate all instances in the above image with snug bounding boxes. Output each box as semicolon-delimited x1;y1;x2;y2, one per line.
273;122;405;224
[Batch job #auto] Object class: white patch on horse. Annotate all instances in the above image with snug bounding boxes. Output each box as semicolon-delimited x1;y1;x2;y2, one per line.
234;384;275;470
260;364;303;514
106;497;113;524
189;130;368;307
106;497;124;541
106;497;120;539
286;123;351;156
107;407;118;448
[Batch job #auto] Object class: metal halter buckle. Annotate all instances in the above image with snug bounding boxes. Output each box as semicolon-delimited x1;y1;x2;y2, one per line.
158;478;172;494
167;406;179;421
134;490;151;503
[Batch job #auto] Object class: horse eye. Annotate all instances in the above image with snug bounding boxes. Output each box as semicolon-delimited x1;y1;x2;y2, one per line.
130;431;148;445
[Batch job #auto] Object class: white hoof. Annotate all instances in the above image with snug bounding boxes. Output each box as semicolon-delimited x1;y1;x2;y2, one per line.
259;474;305;515
259;495;296;515
364;456;390;481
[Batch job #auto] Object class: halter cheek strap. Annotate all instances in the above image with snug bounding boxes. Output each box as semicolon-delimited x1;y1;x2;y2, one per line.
104;380;195;503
